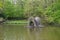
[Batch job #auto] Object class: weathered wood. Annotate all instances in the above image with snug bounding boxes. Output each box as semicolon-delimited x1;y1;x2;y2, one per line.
28;16;35;32
28;16;44;32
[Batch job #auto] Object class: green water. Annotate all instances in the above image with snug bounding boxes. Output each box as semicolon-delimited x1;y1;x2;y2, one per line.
0;24;60;40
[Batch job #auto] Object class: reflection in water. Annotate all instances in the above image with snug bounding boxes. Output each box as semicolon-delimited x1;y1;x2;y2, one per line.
0;25;4;40
0;24;43;40
27;27;42;40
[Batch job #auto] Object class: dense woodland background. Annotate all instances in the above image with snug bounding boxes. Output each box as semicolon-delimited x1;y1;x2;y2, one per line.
0;0;60;25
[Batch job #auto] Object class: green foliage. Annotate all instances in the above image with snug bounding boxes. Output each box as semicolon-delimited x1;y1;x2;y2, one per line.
4;0;25;19
2;0;60;24
0;0;3;14
42;0;60;24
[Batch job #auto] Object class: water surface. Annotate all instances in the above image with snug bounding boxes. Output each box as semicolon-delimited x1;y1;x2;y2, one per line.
0;24;60;40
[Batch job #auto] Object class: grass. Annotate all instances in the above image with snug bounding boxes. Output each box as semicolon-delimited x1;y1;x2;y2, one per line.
4;20;28;24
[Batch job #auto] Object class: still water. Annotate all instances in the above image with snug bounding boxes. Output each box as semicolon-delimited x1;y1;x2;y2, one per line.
0;24;43;40
0;24;60;40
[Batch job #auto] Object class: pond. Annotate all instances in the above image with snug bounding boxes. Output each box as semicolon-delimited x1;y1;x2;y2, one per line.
0;24;60;40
